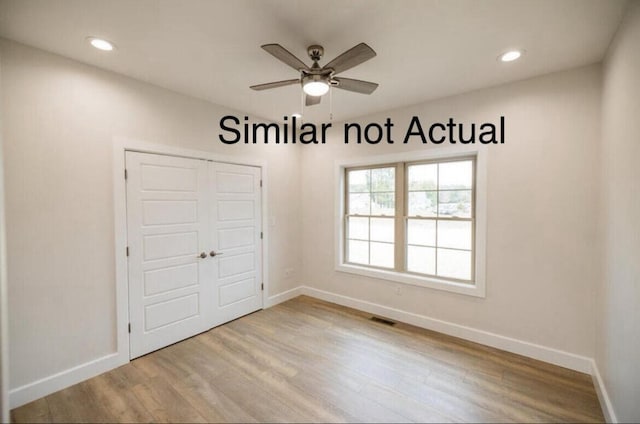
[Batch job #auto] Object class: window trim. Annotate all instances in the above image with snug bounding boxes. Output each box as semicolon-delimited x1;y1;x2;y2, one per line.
335;146;487;298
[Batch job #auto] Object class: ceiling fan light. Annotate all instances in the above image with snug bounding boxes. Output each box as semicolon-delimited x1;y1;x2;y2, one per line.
303;81;329;96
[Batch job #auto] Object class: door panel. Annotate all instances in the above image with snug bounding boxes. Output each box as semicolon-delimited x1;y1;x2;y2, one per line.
210;162;262;324
144;293;200;331
142;231;199;261
217;200;255;221
142;200;198;225
140;164;198;191
216;171;254;193
218;252;255;278
126;152;212;358
219;278;256;306
218;227;254;249
143;263;198;296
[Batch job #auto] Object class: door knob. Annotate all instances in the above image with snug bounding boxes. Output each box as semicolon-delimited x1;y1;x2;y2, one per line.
210;250;224;257
198;252;207;259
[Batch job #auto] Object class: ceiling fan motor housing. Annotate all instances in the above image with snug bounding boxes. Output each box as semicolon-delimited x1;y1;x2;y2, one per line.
307;45;324;62
302;73;327;86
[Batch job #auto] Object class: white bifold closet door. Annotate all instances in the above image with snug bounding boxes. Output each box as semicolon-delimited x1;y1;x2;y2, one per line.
126;152;262;359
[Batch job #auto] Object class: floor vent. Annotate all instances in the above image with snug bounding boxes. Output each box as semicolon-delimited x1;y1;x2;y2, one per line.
370;316;396;326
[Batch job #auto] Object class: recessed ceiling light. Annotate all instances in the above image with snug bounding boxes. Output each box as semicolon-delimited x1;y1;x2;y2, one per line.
499;50;523;62
292;113;302;119
87;37;115;51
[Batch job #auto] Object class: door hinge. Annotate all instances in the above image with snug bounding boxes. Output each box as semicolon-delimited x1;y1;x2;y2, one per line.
261;283;264;291
124;169;128;180
126;246;129;257
128;323;131;333
260;232;263;239
260;179;263;188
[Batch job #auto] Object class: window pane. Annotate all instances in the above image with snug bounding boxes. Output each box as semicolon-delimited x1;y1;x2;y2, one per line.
407;246;436;275
348;240;369;265
371;192;395;215
348;217;369;240
370;242;394;268
348;169;370;193
439;160;472;189
438;190;471;218
370;218;394;242
437;248;472;280
437;221;472;250
408;164;437;190
407;219;436;246
371;167;395;192
349;193;370;215
408;191;437;217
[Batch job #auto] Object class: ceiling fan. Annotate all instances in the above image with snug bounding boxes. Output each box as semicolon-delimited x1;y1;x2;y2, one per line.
250;43;378;106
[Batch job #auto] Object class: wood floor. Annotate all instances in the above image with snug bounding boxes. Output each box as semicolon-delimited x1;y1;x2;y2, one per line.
12;296;604;423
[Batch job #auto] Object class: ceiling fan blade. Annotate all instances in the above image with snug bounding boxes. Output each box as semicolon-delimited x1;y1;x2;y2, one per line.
250;79;300;91
333;77;379;94
305;95;321;106
261;44;309;72
323;43;376;75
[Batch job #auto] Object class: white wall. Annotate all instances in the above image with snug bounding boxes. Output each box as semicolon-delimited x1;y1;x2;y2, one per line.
598;1;640;422
301;64;602;359
0;39;303;391
0;45;10;423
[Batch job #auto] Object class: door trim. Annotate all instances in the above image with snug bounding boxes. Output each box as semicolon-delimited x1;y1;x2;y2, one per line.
113;136;269;362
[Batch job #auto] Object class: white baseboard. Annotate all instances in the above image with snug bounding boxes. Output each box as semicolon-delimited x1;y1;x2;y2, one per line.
9;352;127;409
8;284;599;411
265;286;304;308
9;286;303;409
300;286;593;374
591;360;617;423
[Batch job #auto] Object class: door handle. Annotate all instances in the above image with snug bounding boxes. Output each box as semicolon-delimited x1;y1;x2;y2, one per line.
210;251;224;257
197;252;207;259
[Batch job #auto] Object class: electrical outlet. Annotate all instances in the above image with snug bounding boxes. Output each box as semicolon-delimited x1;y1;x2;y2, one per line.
395;285;402;296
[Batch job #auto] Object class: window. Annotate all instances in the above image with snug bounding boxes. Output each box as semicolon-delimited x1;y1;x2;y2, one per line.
406;160;474;281
346;166;397;269
338;148;486;297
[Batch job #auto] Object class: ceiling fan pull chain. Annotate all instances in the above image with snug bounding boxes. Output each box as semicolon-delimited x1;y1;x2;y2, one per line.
300;87;305;122
329;86;333;122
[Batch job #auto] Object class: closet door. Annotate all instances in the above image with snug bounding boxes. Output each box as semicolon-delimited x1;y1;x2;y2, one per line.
209;162;263;325
126;152;213;358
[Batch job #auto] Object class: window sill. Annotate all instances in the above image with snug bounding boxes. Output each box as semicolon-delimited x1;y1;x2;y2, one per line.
336;263;486;298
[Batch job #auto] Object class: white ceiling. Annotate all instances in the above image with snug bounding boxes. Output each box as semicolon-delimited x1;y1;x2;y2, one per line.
0;0;628;123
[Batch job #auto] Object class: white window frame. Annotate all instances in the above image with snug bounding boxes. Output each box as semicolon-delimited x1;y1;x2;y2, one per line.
335;146;487;298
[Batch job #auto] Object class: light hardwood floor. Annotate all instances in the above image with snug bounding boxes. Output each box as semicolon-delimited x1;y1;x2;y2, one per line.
12;296;604;423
